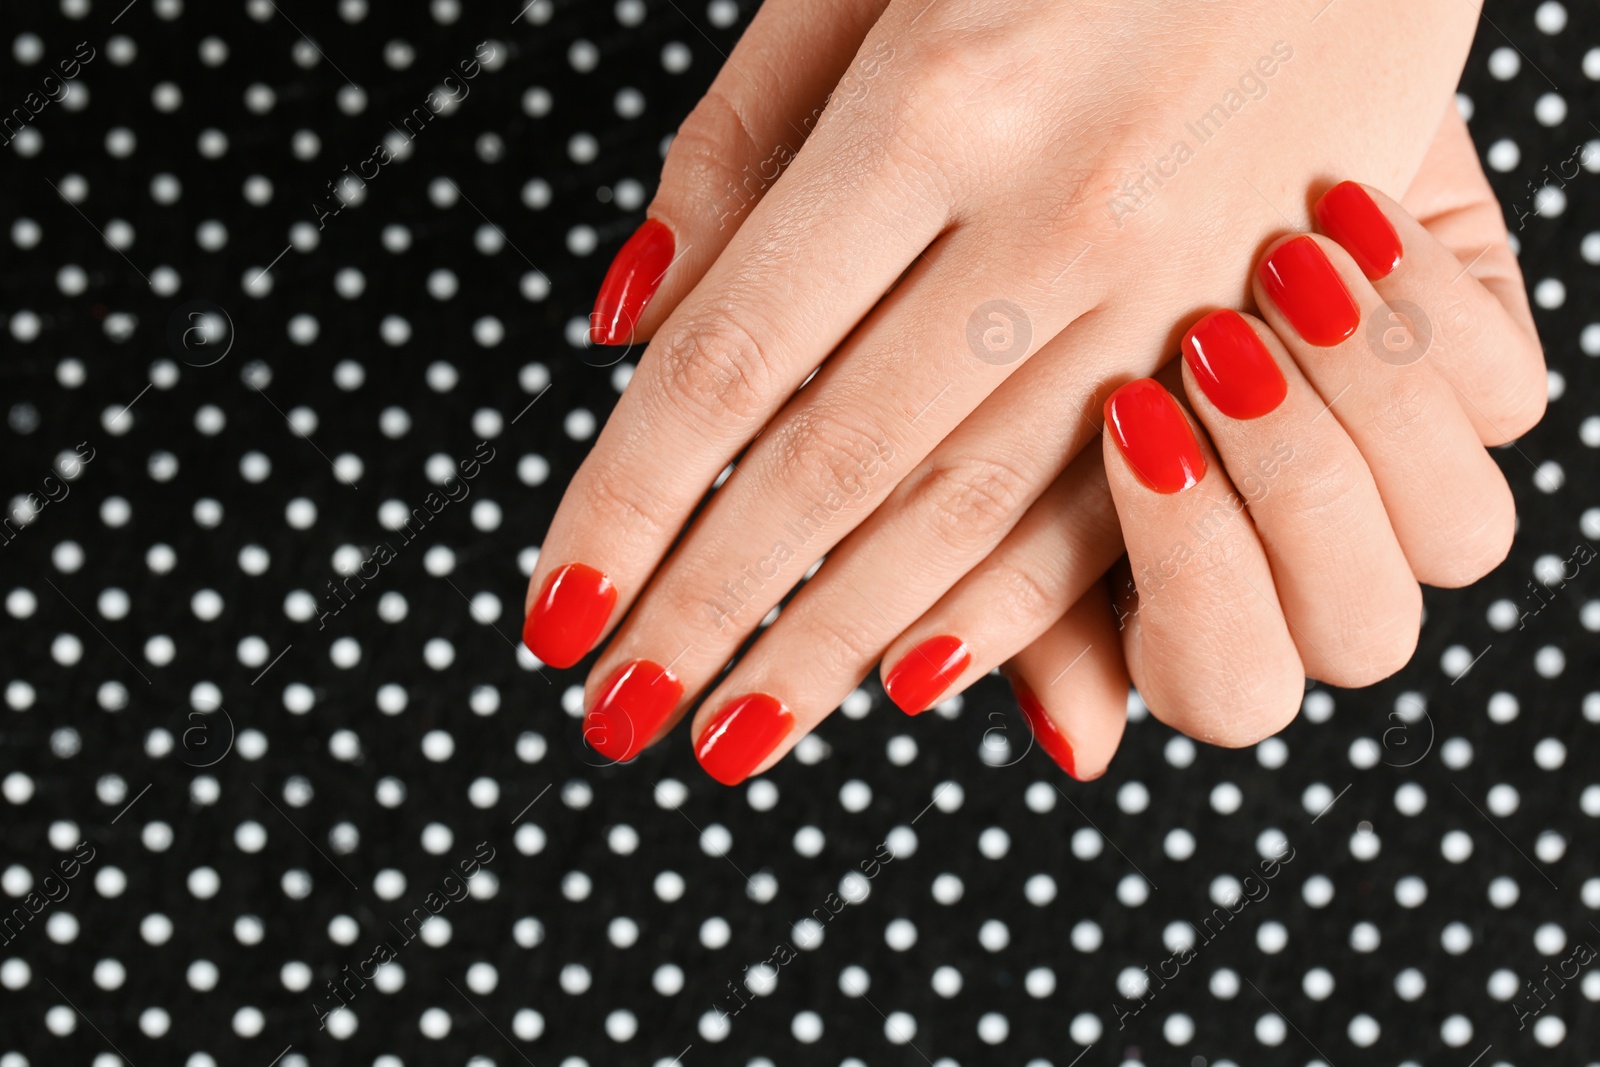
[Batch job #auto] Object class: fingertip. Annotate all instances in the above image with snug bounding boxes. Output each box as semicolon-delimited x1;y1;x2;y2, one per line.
1255;234;1363;347
1180;309;1289;421
1414;477;1517;589
583;659;683;763
590;217;676;347
883;635;971;715
1132;618;1305;750
1313;180;1404;281
523;563;617;669
1008;674;1081;780
1168;682;1301;750
1103;379;1207;494
694;692;794;786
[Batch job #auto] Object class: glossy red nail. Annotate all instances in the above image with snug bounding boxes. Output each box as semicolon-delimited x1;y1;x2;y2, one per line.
1314;181;1402;280
1257;236;1361;347
590;218;674;345
884;635;971;715
695;693;794;786
1010;676;1079;780
584;659;683;764
1103;379;1206;494
523;563;617;669
1182;310;1287;420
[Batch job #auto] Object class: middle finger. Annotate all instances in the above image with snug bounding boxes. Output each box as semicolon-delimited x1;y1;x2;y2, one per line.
580;232;1097;761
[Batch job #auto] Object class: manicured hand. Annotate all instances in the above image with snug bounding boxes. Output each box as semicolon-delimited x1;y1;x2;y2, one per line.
523;0;1489;781
1002;109;1544;776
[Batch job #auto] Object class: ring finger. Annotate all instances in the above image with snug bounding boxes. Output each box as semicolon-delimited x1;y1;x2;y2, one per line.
1178;308;1421;686
1253;233;1515;587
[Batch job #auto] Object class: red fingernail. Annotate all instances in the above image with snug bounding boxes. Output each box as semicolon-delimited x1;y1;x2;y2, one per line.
1182;310;1287;420
695;693;794;786
1257;235;1360;347
1010;676;1079;780
590;218;674;345
1103;379;1206;494
1314;181;1402;281
884;635;971;715
523;563;617;669
584;659;683;763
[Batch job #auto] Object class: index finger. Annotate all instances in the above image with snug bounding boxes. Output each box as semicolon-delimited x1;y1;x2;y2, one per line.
522;33;948;667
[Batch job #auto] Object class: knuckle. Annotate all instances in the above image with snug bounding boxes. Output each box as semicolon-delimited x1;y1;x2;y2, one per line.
1419;486;1515;588
834;33;997;187
1500;388;1548;443
1090;125;1191;242
1320;633;1416;690
664;566;754;638
987;558;1068;627
771;409;894;520
1314;582;1422;688
1371;371;1431;443
663;86;770;213
1483;371;1549;445
909;456;1032;555
871;31;966;126
810;611;887;679
1188;673;1303;749
578;461;673;541
1263;446;1361;521
1139;602;1303;748
647;307;776;430
689;87;764;160
901;58;976;138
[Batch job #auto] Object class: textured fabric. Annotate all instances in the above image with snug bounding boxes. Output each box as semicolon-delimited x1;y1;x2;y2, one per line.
0;1;1595;1065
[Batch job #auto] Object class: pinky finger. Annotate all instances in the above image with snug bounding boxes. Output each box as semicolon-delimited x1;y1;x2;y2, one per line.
1003;580;1130;782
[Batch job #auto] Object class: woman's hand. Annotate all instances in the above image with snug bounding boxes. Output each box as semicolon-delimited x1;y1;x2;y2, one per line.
523;0;1508;775
1002;108;1545;779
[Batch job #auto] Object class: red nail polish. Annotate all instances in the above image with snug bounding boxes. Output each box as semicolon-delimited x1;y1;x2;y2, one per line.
1010;676;1079;780
584;659;683;763
695;693;794;786
590;218;674;345
1182;310;1287;420
1103;379;1206;494
1257;235;1361;347
1314;181;1402;281
884;635;971;715
523;563;617;669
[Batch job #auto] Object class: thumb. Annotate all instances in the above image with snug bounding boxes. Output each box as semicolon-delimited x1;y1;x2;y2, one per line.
588;0;888;347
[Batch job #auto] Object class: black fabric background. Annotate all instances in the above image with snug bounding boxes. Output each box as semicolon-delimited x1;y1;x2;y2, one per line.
1;1;1597;1065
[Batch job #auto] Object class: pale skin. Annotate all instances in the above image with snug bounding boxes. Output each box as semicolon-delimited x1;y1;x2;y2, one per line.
1006;110;1543;776
524;0;1546;776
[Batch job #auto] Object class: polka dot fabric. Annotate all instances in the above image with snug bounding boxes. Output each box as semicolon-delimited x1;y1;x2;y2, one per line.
1;1;1596;1065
